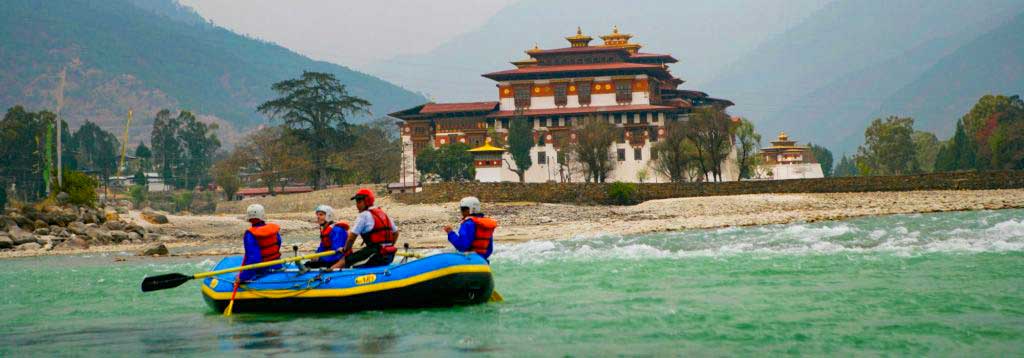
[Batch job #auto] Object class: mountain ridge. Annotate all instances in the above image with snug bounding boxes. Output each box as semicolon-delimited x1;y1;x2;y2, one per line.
0;0;426;144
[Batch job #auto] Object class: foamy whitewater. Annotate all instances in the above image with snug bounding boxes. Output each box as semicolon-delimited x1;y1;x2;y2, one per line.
495;209;1024;263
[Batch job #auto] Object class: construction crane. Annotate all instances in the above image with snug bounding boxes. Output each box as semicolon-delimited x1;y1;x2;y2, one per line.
117;109;132;178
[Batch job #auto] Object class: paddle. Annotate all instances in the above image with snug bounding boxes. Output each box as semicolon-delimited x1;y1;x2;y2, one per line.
141;249;342;292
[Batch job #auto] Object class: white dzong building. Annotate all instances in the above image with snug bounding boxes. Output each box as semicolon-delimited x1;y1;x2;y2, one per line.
390;27;739;184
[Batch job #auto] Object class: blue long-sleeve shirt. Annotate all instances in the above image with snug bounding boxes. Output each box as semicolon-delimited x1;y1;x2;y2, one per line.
447;215;493;260
316;224;348;262
240;222;282;281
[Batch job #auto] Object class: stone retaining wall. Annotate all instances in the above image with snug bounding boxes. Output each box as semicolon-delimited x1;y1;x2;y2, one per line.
393;171;1024;205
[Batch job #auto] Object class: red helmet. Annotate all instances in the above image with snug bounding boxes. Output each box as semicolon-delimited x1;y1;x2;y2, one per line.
351;188;375;206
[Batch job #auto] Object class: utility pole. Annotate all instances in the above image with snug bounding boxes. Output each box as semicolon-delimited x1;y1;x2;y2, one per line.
55;66;67;188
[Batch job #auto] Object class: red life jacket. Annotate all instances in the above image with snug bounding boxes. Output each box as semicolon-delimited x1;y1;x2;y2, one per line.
467;216;497;255
247;223;281;262
362;208;398;255
319;221;350;250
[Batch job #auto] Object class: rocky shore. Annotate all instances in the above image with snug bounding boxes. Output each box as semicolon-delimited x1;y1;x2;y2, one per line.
0;204;200;257
2;188;1023;259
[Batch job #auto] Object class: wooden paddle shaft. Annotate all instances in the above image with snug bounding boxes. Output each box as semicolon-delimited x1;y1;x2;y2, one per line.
193;249;425;279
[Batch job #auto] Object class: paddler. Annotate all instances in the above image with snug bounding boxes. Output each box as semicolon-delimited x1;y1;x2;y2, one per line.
334;188;399;269
443;196;497;261
240;204;283;281
305;205;350;269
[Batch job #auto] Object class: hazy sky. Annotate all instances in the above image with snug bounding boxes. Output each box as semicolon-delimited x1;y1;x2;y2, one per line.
178;0;517;67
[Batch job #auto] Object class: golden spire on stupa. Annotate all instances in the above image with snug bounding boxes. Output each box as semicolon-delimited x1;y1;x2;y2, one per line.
600;25;642;53
566;26;593;48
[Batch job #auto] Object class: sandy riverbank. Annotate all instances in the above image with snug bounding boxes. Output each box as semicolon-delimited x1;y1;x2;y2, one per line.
3;188;1023;259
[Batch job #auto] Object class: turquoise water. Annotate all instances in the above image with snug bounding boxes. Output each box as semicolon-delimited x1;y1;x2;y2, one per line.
2;209;1023;356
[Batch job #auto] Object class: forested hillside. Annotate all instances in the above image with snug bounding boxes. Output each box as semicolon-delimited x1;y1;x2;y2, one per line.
0;0;426;143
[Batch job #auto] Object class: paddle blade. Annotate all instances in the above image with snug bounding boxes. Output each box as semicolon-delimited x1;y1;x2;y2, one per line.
223;300;235;316
490;290;504;302
141;273;192;292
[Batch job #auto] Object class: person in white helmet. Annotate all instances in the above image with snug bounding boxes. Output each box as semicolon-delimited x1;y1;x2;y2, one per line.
443;196;497;261
240;204;283;280
305;205;350;269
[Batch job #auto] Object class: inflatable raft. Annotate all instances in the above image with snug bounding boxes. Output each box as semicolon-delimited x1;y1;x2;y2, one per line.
201;253;494;313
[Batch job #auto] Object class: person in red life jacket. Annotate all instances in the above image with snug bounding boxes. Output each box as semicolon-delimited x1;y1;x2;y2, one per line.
334;188;399;269
305;204;350;269
240;204;283;281
444;196;497;261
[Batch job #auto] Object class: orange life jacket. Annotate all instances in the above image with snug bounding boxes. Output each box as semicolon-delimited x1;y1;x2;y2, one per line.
319;221;350;249
362;208;395;245
247;223;281;262
467;216;497;255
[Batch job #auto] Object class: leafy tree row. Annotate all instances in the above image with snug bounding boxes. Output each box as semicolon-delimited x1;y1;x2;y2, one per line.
0;106;122;203
835;94;1024;176
149;109;221;190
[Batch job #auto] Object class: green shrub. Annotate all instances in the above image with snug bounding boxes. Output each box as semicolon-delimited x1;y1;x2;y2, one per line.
607;182;640;205
57;171;98;207
173;191;194;212
129;185;147;208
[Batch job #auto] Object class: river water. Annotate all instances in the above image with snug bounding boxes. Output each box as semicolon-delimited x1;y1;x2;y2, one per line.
2;209;1023;356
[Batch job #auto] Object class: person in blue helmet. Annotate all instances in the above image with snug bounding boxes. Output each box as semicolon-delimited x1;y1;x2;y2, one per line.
305;204;350;269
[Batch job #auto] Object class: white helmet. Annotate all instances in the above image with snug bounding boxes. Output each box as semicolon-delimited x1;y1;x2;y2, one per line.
315;204;333;221
459;196;482;215
246;204;266;221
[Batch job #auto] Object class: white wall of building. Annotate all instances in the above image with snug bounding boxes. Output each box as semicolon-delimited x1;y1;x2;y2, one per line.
759;163;824;180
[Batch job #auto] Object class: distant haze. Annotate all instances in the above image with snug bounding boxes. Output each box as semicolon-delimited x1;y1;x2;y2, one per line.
178;0;517;67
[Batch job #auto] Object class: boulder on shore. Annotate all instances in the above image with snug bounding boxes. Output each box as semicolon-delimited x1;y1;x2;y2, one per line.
141;208;169;225
68;221;87;235
9;228;36;245
55;237;89;251
16;242;41;251
140;243;169;256
110;230;129;243
0;235;13;249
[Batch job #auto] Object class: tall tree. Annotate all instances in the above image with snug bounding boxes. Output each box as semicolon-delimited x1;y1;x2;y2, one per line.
833;154;858;177
72;121;120;186
150;109;181;184
415;143;475;182
257;71;371;190
989;120;1024;170
236;126;312;194
571;115;617;183
807;143;834;177
652;120;701;183
211;152;244;201
856;116;918;175
911;131;940;173
134;142;152;171
338;118;401;184
686;107;733;182
177;111;221;189
505;116;533;183
0;106;47;201
733;118;761;179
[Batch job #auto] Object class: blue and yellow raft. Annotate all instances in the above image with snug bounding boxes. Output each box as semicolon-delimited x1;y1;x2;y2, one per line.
201;253;494;313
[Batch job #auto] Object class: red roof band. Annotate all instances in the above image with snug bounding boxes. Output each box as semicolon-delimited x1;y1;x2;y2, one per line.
419;102;499;114
482;62;673;81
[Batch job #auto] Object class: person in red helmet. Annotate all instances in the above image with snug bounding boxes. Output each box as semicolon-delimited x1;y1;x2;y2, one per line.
333;188;399;269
